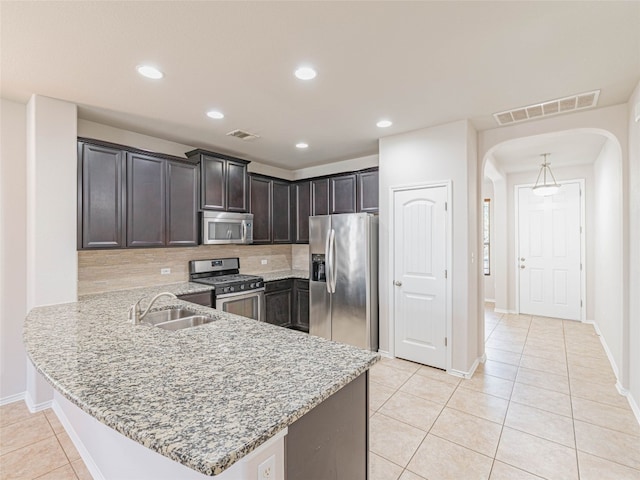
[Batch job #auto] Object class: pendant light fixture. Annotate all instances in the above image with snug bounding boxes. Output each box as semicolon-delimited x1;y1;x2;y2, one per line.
532;153;560;196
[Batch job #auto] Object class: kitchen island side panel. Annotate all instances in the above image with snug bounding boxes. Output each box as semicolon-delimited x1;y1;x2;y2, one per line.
286;372;368;480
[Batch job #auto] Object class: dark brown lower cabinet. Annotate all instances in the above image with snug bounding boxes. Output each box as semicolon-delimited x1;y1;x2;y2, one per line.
264;279;293;327
293;279;309;332
264;278;309;331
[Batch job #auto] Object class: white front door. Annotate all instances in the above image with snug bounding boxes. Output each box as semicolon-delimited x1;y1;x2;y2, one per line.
393;185;448;369
518;182;582;320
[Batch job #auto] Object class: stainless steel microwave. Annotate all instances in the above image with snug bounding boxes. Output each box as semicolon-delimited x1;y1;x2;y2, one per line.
202;211;253;244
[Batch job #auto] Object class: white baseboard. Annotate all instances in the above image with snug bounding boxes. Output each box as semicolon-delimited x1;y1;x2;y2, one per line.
25;391;52;413
0;392;25;406
376;350;392;359
484;299;496;303
583;320;620;378
494;308;517;314
52;398;105;480
449;354;485;379
583;320;640;426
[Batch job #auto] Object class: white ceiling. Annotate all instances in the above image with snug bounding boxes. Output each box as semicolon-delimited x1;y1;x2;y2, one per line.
1;1;639;169
490;132;609;174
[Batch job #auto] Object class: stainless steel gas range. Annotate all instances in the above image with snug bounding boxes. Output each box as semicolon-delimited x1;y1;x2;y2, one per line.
189;258;265;322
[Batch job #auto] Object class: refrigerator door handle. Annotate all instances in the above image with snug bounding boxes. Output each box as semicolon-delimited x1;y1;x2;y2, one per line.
325;229;332;293
329;229;337;293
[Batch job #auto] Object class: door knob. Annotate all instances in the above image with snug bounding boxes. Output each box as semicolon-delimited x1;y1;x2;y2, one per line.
520;257;525;261
394;280;402;286
520;265;525;269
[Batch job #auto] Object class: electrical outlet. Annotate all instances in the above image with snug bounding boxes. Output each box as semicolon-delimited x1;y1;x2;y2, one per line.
258;455;275;480
261;259;268;265
160;268;171;275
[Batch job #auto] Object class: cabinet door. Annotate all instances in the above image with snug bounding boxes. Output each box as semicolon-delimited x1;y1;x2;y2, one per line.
201;155;226;210
79;143;126;249
357;170;379;213
249;175;272;244
226;160;248;212
330;174;357;214
166;161;198;246
294;181;311;244
311;178;329;216
293;279;310;332
127;152;165;247
272;180;292;243
265;288;292;327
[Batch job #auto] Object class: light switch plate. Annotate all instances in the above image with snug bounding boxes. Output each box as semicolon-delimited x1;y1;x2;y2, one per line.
161;268;171;275
261;259;268;265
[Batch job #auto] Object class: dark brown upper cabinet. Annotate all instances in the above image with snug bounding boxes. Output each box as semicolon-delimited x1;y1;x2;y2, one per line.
127;152;166;247
329;174;357;214
249;175;272;244
249;174;292;245
78;142;126;249
186;150;249;212
357;169;379;213
78;138;199;250
311;178;329;215
272;180;293;243
166;161;199;246
294;181;311;244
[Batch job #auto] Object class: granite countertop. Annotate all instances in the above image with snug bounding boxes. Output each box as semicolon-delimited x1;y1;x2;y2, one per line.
24;282;378;476
259;269;309;282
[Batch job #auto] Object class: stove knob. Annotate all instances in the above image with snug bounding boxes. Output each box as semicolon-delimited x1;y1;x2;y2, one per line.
250;283;255;288
240;284;245;290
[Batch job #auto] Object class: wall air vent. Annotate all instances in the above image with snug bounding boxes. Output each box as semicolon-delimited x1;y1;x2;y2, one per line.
226;129;260;141
493;90;600;126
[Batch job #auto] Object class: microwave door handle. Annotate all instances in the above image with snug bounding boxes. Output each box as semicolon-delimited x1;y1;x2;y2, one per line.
242;222;247;242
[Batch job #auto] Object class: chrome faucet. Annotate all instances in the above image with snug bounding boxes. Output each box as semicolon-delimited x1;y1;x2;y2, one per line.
128;292;177;324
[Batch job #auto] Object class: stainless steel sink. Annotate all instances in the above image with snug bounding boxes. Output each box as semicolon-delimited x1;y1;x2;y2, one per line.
154;316;215;331
142;308;197;326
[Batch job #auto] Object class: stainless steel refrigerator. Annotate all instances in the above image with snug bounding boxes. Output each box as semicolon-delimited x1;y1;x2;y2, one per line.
309;213;378;351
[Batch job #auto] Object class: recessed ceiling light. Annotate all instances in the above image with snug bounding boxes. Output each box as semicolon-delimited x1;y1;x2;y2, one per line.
136;65;163;79
296;142;309;149
206;110;225;119
294;67;317;80
376;120;392;128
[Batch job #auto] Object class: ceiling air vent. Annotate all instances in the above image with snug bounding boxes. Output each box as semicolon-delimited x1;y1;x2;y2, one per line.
493;90;600;126
226;129;260;141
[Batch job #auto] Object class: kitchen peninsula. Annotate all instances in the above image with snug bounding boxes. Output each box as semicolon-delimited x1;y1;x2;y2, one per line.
23;282;378;479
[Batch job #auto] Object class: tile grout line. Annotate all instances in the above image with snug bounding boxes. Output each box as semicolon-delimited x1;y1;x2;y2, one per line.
487;312;531;480
563;320;582;480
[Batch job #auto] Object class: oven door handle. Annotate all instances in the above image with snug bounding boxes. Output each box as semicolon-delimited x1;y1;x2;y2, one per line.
216;287;265;300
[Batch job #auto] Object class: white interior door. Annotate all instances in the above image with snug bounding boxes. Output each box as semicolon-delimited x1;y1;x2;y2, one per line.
518;183;582;320
393;186;448;369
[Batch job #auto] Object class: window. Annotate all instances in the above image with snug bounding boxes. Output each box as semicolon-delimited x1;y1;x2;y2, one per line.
483;198;490;276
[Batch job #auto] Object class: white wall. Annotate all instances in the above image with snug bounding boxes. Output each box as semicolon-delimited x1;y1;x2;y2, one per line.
482;181;495;301
292;154;378;180
506;164;595;319
27;95;78;308
78;119;295;180
0;99;28;400
593;139;624;376
627;81;640;412
379;120;481;373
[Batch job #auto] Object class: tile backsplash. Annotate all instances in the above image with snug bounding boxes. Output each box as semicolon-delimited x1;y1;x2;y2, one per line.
78;244;299;295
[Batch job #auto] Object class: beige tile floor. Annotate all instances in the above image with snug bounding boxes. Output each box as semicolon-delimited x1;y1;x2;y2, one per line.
2;305;638;479
0;403;92;480
369;304;640;480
